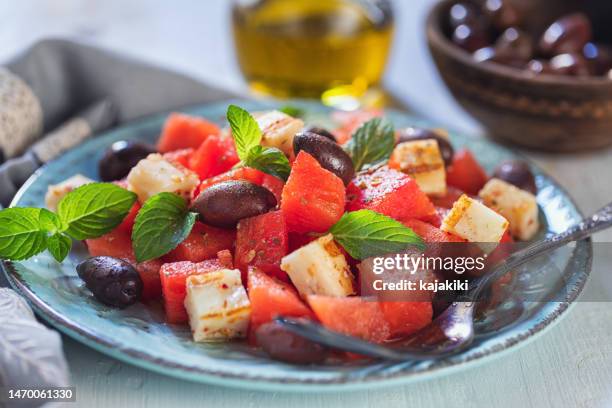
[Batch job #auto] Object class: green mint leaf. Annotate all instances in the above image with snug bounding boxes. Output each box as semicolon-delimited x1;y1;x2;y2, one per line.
345;117;395;171
132;192;196;262
227;104;262;160
329;210;425;260
279;105;305;118
0;208;58;260
244;145;291;181
57;183;137;240
47;233;72;262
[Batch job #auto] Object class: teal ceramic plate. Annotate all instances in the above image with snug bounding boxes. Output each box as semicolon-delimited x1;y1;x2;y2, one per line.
2;100;592;391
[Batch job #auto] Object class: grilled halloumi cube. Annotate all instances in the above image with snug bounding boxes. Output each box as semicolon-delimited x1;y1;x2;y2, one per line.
253;110;304;157
280;234;354;298
390;139;446;196
479;178;539;240
184;269;251;342
441;194;509;243
126;153;199;202
45;174;94;211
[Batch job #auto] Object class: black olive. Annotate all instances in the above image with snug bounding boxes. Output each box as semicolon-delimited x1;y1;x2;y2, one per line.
494;27;533;63
493;159;537;194
255;321;328;365
539;12;592;56
302;125;336;143
483;0;523;31
293;131;355;185
99;141;157;181
583;42;612;76
549;53;590;77
191;180;277;228
396;127;454;166
76;256;143;308
449;2;481;29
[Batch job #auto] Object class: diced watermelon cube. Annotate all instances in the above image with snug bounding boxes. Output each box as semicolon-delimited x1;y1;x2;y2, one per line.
247;268;313;338
235;211;288;281
159;259;223;324
346;166;437;223
379;301;433;339
157;113;221;153
188;135;239;180
163;222;235;263
307;296;390;343
163;148;194;168
446;149;489;195
86;229;162;300
281;151;346;233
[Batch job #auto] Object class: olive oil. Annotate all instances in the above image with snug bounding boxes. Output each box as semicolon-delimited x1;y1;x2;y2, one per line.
232;0;394;108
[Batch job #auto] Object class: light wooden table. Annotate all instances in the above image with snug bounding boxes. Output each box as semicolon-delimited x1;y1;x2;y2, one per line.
2;1;612;407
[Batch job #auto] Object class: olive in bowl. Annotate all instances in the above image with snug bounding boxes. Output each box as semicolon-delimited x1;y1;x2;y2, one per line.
426;0;612;151
99;141;157;181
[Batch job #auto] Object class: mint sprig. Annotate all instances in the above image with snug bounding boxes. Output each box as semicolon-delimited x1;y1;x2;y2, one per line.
0;183;136;262
58;183;137;240
227;105;291;181
227;104;262;160
345;118;395;171
131;192;196;263
329;210;425;260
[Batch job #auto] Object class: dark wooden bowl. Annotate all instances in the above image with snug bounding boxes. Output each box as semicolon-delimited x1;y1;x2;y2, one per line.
426;0;612;151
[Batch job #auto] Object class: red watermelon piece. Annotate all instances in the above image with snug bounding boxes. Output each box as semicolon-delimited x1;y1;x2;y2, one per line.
157;113;221;153
163;222;235;263
281;151;346;233
163;148;194;168
446;149;489;195
307;296;390;343
247;268;313;342
379;301;433;339
346;166;437;223
194;167;265;200
235;211;288;281
188;135;239;180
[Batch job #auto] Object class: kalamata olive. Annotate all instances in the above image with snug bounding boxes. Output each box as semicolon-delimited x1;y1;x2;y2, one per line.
494;27;533;63
483;0;522;30
526;59;554;75
397;127;454;166
99;140;157;181
449;2;481;28
583;42;612;76
452;24;491;53
473;46;525;68
191;180;277;228
549;53;590;77
255;321;328;364
76;256;143;308
293;132;354;185
539;12;592;56
302;125;336;142
493;160;536;194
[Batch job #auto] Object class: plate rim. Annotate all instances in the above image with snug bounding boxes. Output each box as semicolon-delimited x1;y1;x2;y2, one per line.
1;99;593;391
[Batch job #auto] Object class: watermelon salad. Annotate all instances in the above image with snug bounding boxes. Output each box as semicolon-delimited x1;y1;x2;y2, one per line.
43;107;541;364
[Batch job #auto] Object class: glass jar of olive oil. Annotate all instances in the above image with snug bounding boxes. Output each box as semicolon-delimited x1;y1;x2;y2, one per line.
232;0;394;108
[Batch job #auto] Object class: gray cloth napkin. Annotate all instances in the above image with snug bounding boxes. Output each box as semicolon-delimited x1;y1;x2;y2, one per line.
0;38;238;400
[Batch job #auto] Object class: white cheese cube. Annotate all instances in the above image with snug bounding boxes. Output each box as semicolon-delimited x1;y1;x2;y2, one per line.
479;178;539;240
126;153;199;202
184;269;251;342
280;234;354;298
45;174;94;211
441;194;509;243
253;110;304;157
390;139;446;196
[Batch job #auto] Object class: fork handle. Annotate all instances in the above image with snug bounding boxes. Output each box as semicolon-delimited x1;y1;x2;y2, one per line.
466;201;612;300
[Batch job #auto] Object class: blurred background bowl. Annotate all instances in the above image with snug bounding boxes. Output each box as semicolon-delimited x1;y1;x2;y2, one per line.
426;0;612;152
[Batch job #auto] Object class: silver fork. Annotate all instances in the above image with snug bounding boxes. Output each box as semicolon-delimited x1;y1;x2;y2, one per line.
276;202;612;361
